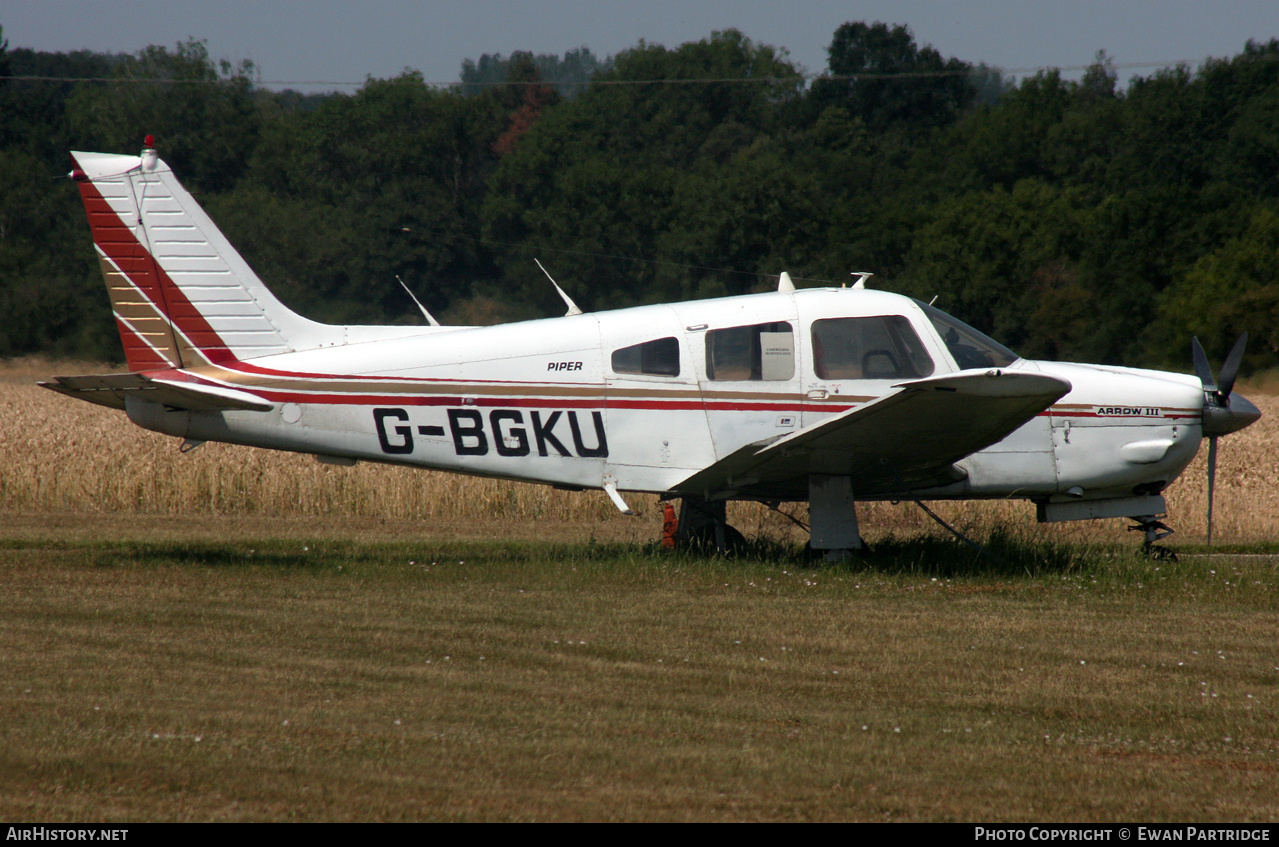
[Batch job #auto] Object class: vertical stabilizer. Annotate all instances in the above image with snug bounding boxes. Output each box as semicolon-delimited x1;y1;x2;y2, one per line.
71;145;341;371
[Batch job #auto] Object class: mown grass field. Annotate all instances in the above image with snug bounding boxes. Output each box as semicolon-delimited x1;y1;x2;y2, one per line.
1;358;1277;821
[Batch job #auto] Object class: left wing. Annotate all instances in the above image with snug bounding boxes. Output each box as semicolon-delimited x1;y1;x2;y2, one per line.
675;370;1071;500
40;372;273;413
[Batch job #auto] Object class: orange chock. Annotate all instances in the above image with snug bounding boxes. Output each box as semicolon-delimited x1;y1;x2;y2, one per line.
661;502;678;548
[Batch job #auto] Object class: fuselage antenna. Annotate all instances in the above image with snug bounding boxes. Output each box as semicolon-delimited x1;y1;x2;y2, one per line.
396;275;441;326
535;258;583;317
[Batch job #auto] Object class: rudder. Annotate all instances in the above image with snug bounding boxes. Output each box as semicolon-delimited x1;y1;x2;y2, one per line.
71;141;338;371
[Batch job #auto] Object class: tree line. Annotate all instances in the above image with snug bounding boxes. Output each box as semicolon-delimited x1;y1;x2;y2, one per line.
1;22;1276;371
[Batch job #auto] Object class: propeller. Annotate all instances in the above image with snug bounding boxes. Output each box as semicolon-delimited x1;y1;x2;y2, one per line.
1191;334;1261;544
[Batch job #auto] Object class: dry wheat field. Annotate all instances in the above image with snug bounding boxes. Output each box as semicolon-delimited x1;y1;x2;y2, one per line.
3;358;1278;822
2;357;1275;547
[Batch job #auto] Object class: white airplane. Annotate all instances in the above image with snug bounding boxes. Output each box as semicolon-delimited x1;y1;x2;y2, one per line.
44;141;1262;558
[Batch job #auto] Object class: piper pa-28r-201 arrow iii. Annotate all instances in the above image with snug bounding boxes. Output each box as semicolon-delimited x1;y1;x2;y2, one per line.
45;141;1262;558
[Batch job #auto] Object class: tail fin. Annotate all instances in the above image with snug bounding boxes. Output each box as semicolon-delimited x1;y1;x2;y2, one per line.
71;144;341;371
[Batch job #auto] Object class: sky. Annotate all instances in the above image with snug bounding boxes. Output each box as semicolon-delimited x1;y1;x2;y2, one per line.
4;1;1279;92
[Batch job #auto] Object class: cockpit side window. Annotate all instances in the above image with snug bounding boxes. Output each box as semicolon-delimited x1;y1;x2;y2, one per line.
811;316;935;380
706;321;795;381
612;336;681;376
916;301;1018;369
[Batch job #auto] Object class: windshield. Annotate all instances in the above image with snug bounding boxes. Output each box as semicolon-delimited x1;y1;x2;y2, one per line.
916;301;1019;369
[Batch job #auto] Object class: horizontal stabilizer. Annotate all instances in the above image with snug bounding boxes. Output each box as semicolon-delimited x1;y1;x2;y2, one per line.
675;369;1071;500
41;372;273;413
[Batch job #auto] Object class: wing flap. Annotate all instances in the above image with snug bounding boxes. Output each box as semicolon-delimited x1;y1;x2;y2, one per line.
675;370;1071;499
41;372;273;413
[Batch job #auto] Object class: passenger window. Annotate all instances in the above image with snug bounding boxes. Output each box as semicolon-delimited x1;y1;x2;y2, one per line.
811;316;935;380
706;322;795;381
611;337;681;376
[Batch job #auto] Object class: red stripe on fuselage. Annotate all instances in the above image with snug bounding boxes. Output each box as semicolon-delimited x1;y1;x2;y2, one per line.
159;370;850;413
227;359;604;387
208;387;842;413
161;345;1203;424
173;365;1203;422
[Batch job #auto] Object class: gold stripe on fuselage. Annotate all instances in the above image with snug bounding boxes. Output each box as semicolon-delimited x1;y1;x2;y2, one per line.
188;362;874;405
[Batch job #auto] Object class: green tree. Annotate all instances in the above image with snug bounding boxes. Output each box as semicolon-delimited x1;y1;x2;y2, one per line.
809;22;976;132
654;135;826;303
232;72;506;323
64;39;259;194
491;53;558;157
481;30;804;312
460;47;606;100
0;45;118;164
894;180;1089;356
0;149;115;358
1155;205;1279;371
909;70;1075;196
1209;43;1279;198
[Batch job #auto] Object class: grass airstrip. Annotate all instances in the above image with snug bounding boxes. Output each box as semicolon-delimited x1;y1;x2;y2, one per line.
1;359;1277;821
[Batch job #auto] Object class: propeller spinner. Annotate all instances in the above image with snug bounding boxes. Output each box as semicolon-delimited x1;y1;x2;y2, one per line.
1191;334;1262;543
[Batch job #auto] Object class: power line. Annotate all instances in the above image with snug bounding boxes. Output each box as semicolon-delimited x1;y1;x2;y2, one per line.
401;225;838;286
1;54;1262;90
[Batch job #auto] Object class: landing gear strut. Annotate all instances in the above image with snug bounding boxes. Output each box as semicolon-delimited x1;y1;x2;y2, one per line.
1129;516;1177;561
809;474;864;562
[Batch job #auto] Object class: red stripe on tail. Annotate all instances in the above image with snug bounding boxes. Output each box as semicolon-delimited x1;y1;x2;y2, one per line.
76;174;238;370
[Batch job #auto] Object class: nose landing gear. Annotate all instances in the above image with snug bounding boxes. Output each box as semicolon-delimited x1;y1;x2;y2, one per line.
1129;516;1177;561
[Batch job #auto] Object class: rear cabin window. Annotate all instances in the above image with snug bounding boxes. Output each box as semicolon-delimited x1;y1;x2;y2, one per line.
705;322;795;381
611;337;681;376
811;316;935;380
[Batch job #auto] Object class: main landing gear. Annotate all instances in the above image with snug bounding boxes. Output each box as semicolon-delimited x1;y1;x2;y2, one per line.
669;497;746;554
808;474;866;562
667;475;867;560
